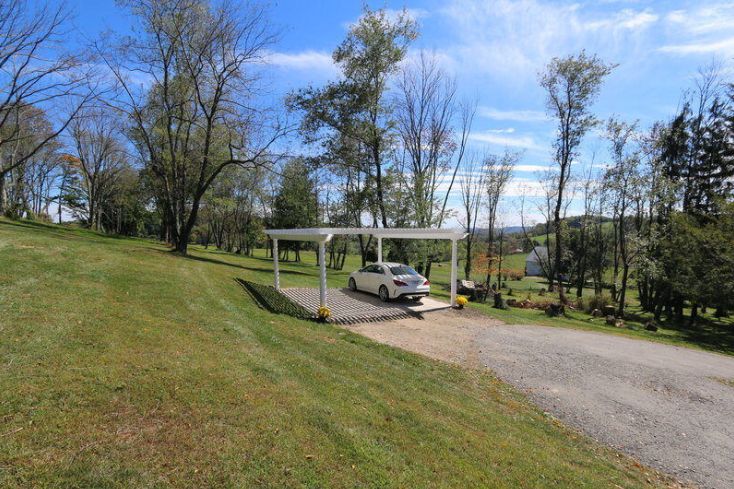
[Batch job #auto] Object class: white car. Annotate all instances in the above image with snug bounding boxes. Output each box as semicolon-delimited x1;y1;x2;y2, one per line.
348;262;430;302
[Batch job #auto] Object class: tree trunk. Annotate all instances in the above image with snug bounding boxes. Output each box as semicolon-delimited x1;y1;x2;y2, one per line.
689;303;698;325
576;226;586;298
0;175;6;215
372;142;388;229
617;262;629;317
553;210;565;303
464;234;473;280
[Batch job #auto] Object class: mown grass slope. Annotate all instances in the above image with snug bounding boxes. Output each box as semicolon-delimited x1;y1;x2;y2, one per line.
0;219;670;488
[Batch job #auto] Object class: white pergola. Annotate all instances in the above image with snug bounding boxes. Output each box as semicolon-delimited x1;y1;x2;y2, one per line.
264;228;468;308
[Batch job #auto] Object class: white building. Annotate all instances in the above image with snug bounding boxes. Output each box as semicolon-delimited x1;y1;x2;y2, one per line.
525;246;549;277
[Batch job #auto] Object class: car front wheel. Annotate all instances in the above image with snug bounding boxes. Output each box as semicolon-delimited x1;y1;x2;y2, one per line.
348;277;357;291
378;285;389;302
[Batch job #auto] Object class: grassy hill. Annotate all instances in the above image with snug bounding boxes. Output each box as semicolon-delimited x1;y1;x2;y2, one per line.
0;219;670;487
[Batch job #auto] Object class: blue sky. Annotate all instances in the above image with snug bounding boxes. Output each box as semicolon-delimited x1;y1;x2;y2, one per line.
68;0;734;225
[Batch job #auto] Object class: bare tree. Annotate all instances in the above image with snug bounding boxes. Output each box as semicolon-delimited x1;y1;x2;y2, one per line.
100;0;288;254
604;117;642;317
66;109;128;230
518;188;553;281
536;169;559;268
396;52;456;228
0;0;93;213
395;51;460;275
574;160;599;297
540;50;614;302
459;152;485;279
482;150;517;296
1;105;61;218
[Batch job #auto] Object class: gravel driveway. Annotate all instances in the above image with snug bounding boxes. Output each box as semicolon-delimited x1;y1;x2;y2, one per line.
347;310;734;489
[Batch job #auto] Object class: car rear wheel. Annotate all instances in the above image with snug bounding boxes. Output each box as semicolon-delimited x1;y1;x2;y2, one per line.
378;285;389;302
348;277;357;291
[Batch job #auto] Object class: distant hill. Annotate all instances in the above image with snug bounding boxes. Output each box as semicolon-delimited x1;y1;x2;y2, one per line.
473;226;526;237
470;216;612;243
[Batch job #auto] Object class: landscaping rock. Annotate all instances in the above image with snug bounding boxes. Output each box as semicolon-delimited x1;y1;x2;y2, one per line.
645;321;659;332
615;320;625;328
605;315;616;326
506;298;517;307
591;308;602;317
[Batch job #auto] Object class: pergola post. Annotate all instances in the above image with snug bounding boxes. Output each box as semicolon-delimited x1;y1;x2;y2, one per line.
450;238;458;307
318;240;327;308
273;238;280;291
377;237;383;262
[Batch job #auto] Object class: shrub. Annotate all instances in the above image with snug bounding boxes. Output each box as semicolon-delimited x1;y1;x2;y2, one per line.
505;269;524;281
585;293;613;314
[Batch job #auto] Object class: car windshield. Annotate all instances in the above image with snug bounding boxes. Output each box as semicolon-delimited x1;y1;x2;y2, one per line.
389;266;419;276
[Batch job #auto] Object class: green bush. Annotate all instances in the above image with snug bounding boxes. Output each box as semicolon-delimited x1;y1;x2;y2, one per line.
585;293;613;314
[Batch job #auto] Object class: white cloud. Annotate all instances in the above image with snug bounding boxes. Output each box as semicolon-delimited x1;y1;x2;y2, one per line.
659;37;734;55
265;50;337;76
401;49;458;75
438;0;659;80
584;9;658;31
343;8;430;30
479;106;548;122
660;4;734;56
384;8;430;22
514;164;552;172
504;178;547;197
665;4;734;34
469;130;543;150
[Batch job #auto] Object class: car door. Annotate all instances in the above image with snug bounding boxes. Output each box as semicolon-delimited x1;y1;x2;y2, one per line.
357;265;375;292
371;265;387;293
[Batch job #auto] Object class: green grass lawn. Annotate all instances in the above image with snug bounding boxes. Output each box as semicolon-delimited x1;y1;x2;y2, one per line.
0;218;673;488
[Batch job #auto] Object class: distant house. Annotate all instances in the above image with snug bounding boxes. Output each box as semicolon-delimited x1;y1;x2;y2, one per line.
525;246;548;276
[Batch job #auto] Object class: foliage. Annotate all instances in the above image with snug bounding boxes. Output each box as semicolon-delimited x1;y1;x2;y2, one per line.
102;0;284;253
539;50;615;301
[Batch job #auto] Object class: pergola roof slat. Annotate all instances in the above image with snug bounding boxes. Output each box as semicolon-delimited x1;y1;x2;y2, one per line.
265;227;467;242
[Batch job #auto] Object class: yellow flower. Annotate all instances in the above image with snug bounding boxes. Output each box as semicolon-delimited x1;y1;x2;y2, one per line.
317;306;331;319
456;296;468;307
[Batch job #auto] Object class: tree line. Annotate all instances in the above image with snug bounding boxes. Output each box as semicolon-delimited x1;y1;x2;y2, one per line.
1;1;732;324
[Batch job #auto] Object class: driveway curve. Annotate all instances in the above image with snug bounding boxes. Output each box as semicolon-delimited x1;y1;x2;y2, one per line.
346;310;734;489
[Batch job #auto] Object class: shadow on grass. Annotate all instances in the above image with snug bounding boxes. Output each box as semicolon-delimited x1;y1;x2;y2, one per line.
0;218;145;243
163;250;314;277
608;307;734;356
236;279;313;320
659;317;734;356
